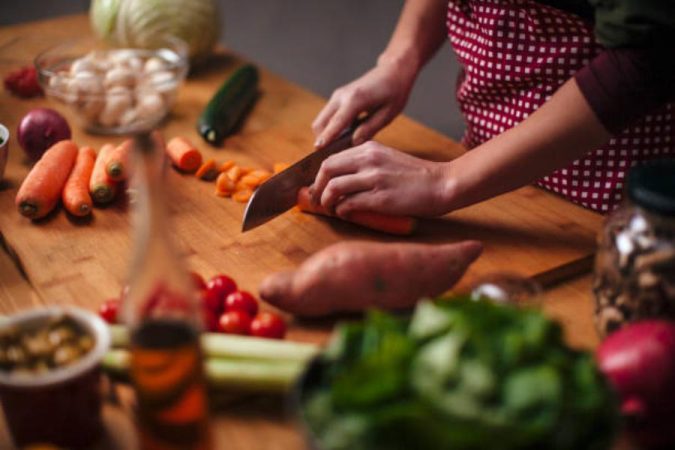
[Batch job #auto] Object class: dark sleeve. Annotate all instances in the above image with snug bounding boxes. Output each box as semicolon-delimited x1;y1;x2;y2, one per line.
589;0;675;48
574;48;675;134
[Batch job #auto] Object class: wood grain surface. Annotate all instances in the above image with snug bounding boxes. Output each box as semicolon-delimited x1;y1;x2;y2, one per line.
0;16;602;326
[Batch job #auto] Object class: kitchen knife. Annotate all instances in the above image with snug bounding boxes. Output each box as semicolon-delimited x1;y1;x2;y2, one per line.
241;119;363;232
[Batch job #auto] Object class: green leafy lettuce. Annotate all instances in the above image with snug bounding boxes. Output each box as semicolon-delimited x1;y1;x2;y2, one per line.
301;298;618;450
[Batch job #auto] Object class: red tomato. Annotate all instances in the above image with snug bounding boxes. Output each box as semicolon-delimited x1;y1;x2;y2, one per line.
190;271;207;291
224;291;258;317
99;298;120;324
250;312;286;339
218;310;252;335
200;289;221;315
203;308;219;332
204;275;238;314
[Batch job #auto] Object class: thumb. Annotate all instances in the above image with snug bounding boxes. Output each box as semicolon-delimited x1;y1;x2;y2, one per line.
258;270;296;311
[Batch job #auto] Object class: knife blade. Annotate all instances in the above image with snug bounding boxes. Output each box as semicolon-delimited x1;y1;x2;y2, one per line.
241;120;363;232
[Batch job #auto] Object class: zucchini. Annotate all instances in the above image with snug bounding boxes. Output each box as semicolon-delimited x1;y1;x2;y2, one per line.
197;64;260;146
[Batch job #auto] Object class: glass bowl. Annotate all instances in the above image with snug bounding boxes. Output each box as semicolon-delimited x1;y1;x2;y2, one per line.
35;37;189;135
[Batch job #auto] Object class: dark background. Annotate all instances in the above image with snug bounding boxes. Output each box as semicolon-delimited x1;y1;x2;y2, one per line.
0;0;464;139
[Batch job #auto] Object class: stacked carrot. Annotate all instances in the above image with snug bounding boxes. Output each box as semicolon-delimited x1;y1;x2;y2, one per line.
16;139;132;219
166;136;285;204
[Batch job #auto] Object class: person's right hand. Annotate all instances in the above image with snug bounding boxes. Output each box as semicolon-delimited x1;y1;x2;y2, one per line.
312;59;417;149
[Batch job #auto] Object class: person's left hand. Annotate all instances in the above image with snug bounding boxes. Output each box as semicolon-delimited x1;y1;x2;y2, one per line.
310;140;452;218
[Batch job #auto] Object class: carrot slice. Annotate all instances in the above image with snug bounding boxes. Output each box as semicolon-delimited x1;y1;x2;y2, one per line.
219;160;235;172
105;139;132;181
215;172;236;197
226;165;243;182
62;146;96;217
238;174;261;190
232;189;253;203
90;144;118;204
248;169;272;184
195;159;218;181
16;140;78;219
273;162;290;174
296;187;417;236
166;137;203;173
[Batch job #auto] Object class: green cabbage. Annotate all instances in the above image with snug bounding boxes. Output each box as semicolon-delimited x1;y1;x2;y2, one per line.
90;0;220;61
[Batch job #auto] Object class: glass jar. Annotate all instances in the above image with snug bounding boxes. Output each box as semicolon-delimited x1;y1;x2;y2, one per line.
593;160;675;337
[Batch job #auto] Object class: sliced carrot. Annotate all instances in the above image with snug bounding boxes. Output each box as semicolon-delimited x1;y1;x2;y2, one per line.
166;136;203;173
238;174;261;190
219;160;235;172
16;140;78;219
215;172;236;197
296;187;417;236
195;159;218;181
232;189;253;203
248;169;272;184
90;144;118;204
105;139;132;182
62;146;96;217
273;162;290;174
239;167;254;176
226;165;243;182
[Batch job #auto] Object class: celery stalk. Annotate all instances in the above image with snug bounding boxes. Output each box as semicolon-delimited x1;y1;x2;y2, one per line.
101;348;307;393
109;324;319;363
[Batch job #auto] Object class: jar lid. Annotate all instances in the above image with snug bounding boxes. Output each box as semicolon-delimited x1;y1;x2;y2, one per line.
627;159;675;216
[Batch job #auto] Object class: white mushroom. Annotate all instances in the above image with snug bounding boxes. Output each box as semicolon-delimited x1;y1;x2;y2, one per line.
144;57;168;74
136;92;165;120
126;56;144;73
148;70;177;94
119;108;139;127
98;86;133;127
67;71;104;103
78;97;105;123
69;57;96;75
104;66;136;89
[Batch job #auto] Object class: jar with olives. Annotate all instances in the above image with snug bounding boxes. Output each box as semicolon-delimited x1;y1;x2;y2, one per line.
593;160;675;337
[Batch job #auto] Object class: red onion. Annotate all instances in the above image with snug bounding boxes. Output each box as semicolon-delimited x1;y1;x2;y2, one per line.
17;108;71;160
597;320;675;448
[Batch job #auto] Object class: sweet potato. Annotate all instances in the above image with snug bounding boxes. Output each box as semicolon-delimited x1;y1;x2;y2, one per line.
259;240;483;317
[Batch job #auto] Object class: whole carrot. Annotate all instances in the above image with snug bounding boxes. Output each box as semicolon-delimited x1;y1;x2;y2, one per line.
90;144;117;204
105;139;132;181
62;146;96;216
296;187;417;236
166;137;203;173
16;140;78;219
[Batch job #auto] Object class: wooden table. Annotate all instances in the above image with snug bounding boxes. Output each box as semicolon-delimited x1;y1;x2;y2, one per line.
0;14;613;450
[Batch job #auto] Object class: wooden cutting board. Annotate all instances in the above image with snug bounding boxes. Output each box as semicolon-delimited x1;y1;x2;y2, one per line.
0;16;602;322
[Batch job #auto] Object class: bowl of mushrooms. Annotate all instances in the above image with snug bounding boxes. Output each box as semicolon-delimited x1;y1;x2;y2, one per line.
35;37;188;134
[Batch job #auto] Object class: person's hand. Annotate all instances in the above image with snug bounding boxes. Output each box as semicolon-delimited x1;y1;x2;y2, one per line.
310;140;452;218
312;60;417;149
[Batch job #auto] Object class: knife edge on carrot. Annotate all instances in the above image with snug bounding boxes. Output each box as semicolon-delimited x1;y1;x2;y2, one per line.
296;187;416;236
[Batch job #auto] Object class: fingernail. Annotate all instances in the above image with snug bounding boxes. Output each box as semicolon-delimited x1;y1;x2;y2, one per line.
315;137;324;148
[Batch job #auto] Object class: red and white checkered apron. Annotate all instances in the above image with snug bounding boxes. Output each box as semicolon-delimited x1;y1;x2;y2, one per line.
446;0;675;213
